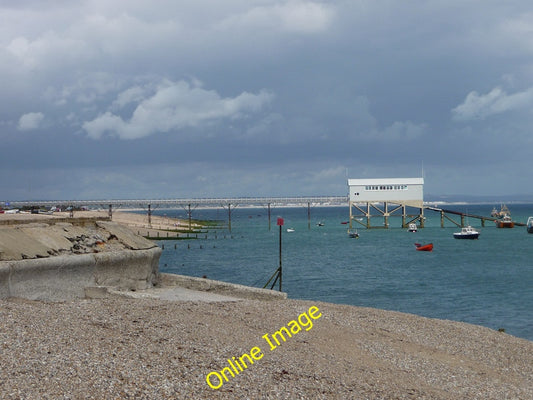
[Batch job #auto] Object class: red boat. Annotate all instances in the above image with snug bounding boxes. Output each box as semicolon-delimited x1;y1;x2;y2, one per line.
414;243;433;252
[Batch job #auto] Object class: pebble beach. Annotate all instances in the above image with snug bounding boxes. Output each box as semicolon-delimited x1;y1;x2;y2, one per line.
0;297;532;399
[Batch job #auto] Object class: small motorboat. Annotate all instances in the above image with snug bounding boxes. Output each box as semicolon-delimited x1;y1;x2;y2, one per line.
414;243;433;251
527;216;533;233
453;226;480;239
316;222;325;226
348;230;359;238
286;228;295;233
408;223;417;232
495;215;514;228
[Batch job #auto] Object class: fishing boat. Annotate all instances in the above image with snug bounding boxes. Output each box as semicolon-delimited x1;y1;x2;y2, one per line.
453;226;480;239
527;217;533;233
414;243;433;251
408;223;417;232
492;204;510;218
495;215;514;228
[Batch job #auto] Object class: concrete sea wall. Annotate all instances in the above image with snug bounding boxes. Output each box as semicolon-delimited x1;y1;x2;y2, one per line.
0;217;161;301
0;248;161;301
0;215;286;302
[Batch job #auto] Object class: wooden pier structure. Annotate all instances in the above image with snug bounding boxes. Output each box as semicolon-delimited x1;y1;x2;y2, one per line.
425;206;526;227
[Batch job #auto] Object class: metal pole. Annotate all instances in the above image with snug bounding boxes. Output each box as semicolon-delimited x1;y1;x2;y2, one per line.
279;224;282;292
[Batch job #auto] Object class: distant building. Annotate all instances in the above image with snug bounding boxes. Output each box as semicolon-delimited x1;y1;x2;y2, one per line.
347;177;424;206
347;177;424;228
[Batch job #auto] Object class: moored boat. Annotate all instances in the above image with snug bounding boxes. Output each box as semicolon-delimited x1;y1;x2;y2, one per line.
453;226;480;239
527;217;533;233
414;243;433;251
495;215;514;228
492;204;510;218
408;223;417;232
348;230;359;238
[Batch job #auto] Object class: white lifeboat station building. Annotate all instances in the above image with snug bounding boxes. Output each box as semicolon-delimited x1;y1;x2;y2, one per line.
347;178;424;229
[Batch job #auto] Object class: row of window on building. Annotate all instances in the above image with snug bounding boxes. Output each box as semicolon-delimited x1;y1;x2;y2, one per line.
365;185;408;191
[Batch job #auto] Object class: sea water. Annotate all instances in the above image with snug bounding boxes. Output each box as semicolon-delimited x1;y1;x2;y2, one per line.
156;204;533;341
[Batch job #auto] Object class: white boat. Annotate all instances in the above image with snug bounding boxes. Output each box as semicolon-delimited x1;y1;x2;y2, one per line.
527;217;533;234
453;226;480;239
286;228;295;233
408;223;417;232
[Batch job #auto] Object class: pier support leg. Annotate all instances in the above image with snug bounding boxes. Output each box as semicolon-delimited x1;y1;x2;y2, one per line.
419;207;425;228
228;203;232;233
402;205;406;228
188;204;192;231
268;203;271;231
349;202;353;230
461;215;465;227
307;202;311;230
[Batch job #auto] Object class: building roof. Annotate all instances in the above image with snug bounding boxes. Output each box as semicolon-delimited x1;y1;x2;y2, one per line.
347;178;424;186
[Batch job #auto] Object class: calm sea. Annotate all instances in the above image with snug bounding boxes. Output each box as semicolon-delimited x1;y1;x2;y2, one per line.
155;203;533;341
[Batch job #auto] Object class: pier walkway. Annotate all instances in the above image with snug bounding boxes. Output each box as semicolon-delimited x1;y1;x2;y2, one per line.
4;196;348;232
425;206;526;227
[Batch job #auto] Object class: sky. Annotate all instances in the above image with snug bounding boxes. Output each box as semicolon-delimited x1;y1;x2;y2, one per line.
1;0;533;201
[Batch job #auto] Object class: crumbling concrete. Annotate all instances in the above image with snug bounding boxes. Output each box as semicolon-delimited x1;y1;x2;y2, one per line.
0;219;161;300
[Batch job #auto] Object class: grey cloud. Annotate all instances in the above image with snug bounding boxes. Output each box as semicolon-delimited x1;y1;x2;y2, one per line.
18;112;44;130
83;80;274;139
452;87;533;121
